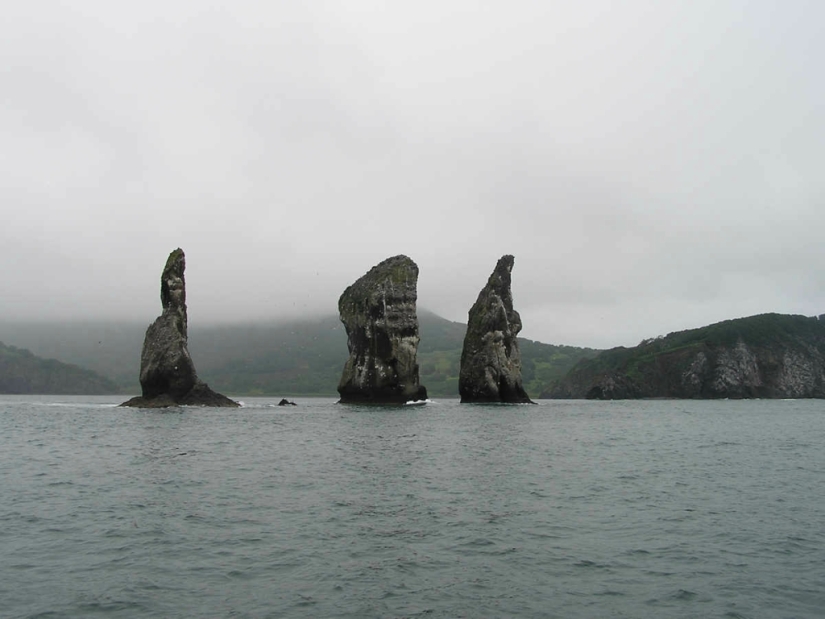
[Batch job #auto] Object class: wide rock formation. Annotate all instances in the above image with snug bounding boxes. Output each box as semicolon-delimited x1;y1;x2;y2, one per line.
337;255;428;404
121;249;239;408
459;255;533;403
543;313;825;399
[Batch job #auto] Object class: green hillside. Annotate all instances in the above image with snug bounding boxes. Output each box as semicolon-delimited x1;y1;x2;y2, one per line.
0;321;145;391
0;341;119;394
189;312;598;398
542;313;825;399
190;316;347;396
0;312;598;398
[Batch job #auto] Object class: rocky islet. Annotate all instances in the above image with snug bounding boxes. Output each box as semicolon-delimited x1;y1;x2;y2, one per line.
458;255;533;403
121;249;239;408
337;255;428;404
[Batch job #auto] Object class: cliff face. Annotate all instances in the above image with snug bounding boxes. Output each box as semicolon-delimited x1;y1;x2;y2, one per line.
337;255;428;404
121;249;239;408
543;314;825;399
459;255;533;403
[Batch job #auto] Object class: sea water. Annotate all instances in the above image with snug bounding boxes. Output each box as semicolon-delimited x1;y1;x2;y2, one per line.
1;396;823;618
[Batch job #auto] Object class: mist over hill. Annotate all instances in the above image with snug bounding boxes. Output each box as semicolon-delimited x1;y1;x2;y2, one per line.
0;321;145;391
0;311;598;398
0;341;119;394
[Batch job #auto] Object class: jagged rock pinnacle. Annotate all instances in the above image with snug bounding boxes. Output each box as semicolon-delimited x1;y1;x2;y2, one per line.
459;255;534;403
121;248;238;408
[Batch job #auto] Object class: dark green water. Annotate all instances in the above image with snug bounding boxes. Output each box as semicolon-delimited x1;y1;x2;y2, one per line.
1;396;823;618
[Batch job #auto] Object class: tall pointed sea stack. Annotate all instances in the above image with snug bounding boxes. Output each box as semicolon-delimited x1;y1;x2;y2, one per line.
337;255;428;404
459;255;533;403
121;248;239;408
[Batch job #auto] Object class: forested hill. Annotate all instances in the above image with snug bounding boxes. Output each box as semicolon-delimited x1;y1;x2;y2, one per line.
543;313;825;399
0;312;598;398
0;341;119;394
9;311;822;399
182;311;599;398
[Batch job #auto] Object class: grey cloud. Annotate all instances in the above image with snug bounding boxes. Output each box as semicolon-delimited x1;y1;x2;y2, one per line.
1;1;823;349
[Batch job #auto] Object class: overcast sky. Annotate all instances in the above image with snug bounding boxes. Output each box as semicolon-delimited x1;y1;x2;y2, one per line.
2;1;823;348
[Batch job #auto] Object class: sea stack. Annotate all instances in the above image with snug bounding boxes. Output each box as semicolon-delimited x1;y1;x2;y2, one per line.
337;255;428;404
121;248;239;408
459;255;533;403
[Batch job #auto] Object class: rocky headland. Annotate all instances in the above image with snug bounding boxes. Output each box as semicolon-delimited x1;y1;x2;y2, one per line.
459;255;533;403
543;313;825;399
121;249;239;408
337;255;428;404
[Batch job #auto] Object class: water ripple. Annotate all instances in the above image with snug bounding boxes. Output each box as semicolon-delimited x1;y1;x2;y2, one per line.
1;396;824;618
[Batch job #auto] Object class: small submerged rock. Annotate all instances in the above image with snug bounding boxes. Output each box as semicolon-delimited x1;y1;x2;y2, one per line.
459;255;534;403
337;255;428;404
121;249;238;408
